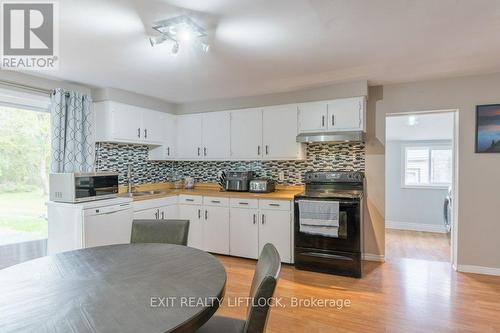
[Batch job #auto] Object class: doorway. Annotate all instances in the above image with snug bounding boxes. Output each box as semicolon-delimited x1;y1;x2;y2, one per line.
0;105;50;267
385;111;457;265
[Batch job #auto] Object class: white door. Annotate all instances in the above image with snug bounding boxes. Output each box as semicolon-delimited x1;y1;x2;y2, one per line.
297;101;328;133
133;207;160;220
112;103;143;142
230;108;263;159
177;114;203;159
202;111;231;159
142;109;165;144
203;206;230;254
84;205;133;248
263;104;300;160
327;97;363;131
230;208;259;259
178;205;203;249
259;210;291;263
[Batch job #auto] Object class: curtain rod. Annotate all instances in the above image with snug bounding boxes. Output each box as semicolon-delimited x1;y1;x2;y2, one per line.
0;79;52;95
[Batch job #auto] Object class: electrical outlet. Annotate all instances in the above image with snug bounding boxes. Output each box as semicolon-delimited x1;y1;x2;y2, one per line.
278;171;284;182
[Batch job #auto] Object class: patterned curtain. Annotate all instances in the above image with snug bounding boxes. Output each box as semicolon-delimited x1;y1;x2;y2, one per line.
50;88;94;173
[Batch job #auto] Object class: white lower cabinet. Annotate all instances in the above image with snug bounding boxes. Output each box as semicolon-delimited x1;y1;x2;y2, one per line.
229;198;292;263
178;204;204;249
133;195;291;262
132;197;179;221
230;207;259;259
203;206;230;254
258;209;291;263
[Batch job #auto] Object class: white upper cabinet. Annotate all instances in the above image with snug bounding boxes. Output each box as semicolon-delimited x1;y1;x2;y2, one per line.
262;104;304;160
148;112;176;160
176;114;203;159
94;101;166;145
298;96;366;133
230;108;263;160
327;97;365;131
202;111;231;160
142;109;166;143
297;101;328;133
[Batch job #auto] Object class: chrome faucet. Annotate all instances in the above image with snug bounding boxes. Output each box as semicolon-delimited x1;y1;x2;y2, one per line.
127;164;133;193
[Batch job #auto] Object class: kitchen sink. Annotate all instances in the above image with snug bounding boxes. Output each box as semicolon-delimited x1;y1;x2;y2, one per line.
128;190;167;197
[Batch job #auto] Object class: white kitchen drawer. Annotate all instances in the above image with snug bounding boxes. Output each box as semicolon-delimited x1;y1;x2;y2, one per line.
259;199;291;211
203;196;229;207
230;198;258;209
132;196;177;211
178;195;202;205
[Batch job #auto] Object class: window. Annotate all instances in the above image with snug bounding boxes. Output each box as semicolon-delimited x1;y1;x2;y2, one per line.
403;145;452;188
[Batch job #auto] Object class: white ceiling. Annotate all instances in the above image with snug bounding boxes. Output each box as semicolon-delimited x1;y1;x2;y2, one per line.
386;112;455;141
39;0;500;103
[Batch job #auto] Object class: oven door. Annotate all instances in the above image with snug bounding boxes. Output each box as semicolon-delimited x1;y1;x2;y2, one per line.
294;197;361;253
75;175;119;202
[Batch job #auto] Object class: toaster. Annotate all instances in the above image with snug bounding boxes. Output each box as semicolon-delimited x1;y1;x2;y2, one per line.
249;179;276;193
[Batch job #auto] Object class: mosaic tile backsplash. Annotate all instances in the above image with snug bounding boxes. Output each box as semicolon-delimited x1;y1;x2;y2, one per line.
95;142;365;186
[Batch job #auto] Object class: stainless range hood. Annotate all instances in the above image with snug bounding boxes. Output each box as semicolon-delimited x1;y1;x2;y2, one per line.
296;131;365;143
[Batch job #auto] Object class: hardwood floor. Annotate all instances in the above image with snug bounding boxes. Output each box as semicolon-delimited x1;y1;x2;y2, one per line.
214;254;500;333
386;229;450;262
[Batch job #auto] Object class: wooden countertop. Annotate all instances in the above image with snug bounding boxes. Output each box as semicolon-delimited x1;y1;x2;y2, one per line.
118;182;303;201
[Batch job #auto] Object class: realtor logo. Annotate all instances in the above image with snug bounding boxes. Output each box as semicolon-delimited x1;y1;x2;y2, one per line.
1;1;59;70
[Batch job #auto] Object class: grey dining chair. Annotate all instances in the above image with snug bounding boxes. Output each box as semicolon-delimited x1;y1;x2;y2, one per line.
197;243;281;333
130;219;190;246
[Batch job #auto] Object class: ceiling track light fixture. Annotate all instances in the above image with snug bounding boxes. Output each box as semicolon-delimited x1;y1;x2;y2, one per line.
149;15;209;54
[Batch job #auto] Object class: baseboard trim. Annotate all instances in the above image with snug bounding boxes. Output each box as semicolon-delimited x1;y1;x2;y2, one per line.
385;220;447;233
363;253;385;262
457;265;500;276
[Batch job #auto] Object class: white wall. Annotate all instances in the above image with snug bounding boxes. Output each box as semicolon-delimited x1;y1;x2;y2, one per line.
385;140;450;232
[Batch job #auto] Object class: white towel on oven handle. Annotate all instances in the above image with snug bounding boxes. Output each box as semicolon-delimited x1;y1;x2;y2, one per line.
298;200;340;227
299;225;339;238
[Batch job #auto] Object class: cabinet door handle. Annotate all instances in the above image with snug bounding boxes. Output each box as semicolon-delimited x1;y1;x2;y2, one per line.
257;146;261;155
211;200;221;204
137;128;141;138
239;202;248;205
197;147;201;156
161;211;164;219
269;203;280;207
185;198;194;202
261;214;265;224
322;115;325;127
331;115;335;126
253;214;256;224
265;145;269;155
204;147;207;156
155;210;159;219
198;209;201;219
167;147;170;156
205;210;208;220
144;128;147;139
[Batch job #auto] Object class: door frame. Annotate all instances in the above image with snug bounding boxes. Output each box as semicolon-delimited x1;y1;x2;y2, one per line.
384;109;459;269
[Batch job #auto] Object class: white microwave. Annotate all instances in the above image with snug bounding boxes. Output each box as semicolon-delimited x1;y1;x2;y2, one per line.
49;172;119;203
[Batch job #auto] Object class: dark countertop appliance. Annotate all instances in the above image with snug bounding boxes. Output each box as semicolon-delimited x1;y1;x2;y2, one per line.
294;171;364;278
224;171;254;192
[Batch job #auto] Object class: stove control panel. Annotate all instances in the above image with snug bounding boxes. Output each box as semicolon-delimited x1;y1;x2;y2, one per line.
304;171;364;183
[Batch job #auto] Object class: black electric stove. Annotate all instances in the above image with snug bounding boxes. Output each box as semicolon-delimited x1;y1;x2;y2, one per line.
294;171;364;278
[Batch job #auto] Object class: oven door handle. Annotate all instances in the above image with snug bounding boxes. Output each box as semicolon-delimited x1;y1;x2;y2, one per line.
300;252;354;261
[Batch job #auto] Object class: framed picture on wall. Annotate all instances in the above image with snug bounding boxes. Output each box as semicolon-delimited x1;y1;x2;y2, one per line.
476;104;500;153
